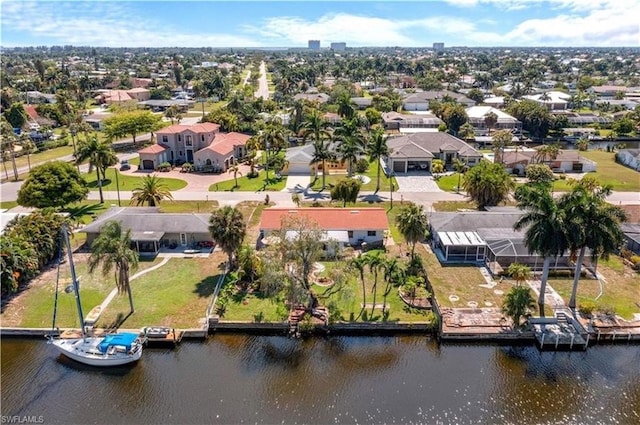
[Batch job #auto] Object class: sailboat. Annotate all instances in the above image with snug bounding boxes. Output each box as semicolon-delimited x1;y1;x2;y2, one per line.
48;225;145;367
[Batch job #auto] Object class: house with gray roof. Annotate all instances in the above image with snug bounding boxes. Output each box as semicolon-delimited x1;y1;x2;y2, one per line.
429;209;580;275
385;132;481;173
616;149;640;171
80;207;213;256
402;90;476;111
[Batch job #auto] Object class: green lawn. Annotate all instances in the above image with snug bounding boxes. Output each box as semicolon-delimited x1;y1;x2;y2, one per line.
308;163;397;192
97;254;227;329
548;257;639;320
222;255;436;324
0;201;18;210
434;173;465;192
158;200;219;213
566;150;640;191
431;200;479;211
1;256;161;328
12;145;75;170
210;170;286;192
83;168;187;191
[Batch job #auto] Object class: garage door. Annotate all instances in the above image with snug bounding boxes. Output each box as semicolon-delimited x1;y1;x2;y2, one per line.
286;162;311;175
393;161;405;173
142;159;155;170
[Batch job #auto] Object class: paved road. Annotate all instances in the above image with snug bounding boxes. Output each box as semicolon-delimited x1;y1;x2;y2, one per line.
255;61;269;99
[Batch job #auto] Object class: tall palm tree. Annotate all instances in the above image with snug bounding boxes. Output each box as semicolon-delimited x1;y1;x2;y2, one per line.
365;251;384;317
453;157;467;193
300;108;331;146
208;206;246;268
397;204;430;256
382;257;404;315
228;163;243;189
348;254;368;320
309;140;333;189
561;180;626;310
334;118;364;177
88;221;139;313
130;175;174;207
336;92;356;119
514;185;569;314
18;133;36;172
366;128;390;193
258;122;288;185
75;135;118;204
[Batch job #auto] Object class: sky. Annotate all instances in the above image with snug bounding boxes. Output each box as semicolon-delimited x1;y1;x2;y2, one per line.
1;0;639;48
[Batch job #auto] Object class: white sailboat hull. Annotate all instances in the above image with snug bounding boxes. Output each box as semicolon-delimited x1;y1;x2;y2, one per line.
50;337;143;367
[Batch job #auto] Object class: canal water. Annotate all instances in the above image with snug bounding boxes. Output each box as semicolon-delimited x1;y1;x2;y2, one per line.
2;336;639;424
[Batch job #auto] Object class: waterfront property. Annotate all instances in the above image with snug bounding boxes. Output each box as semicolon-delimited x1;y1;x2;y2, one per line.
258;207;389;253
80;207;213;256
385;132;482;173
501;147;598;175
402;90;476;110
382;111;443;132
429;209;582;274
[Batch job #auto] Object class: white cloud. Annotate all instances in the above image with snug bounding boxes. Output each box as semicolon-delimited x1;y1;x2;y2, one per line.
0;1;262;47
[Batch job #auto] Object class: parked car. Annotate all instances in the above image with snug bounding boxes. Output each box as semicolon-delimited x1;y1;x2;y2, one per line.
120;160;131;171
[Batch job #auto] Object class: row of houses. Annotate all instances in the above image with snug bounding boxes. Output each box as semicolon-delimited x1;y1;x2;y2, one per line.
80;205;640;272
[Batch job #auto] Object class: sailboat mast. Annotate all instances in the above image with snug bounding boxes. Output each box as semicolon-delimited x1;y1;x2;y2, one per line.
61;225;86;340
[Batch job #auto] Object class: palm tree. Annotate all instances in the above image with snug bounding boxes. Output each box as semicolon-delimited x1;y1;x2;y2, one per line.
228;163;243;189
506;262;532;286
130;175;174;207
453;157;467;193
208;206;246;268
334;118;364;177
458;122;476;141
365;251;384;317
561;180;626;310
397;204;430;257
309;140;333;189
514;184;569;314
88;221;139;313
367;128;390;193
502;285;536;329
336;92;356;119
491;129;513;165
382;257;403;315
300;108;331;146
18;134;36;172
348;254;368;320
75;135;118;204
484;111;498;136
258;122;288;186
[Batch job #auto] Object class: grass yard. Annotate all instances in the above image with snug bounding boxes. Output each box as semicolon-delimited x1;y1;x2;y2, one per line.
432;200;479;211
84;168;187;191
222;252;435;323
0;254;161;328
211;170;286;192
12;145;75;170
308;163;397;192
0;201;19;210
563;150;640;191
547;257;639;320
435;173;465;192
97;253;227;329
419;245;508;309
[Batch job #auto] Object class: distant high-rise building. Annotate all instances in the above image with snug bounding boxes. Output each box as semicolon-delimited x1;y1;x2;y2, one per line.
330;42;347;51
433;42;444;51
308;40;320;50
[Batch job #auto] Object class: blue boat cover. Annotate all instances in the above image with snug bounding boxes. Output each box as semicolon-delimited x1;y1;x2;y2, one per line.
98;333;139;354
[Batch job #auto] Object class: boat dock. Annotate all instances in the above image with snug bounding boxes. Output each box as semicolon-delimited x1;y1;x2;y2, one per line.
531;311;588;350
141;327;184;347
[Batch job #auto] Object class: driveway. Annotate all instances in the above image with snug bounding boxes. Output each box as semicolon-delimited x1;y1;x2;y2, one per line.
394;172;444;193
282;174;311;193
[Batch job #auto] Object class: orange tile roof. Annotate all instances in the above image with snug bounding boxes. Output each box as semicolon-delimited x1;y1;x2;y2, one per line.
138;144;167;154
203;132;250;155
260;208;389;231
156;122;220;135
24;105;39;120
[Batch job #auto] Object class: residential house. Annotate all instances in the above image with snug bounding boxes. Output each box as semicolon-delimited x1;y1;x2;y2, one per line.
465;106;522;137
138;99;193;112
430;209;581;274
620;205;640;254
138;123;249;171
402;90;476;111
351;97;373;109
25;91;56;104
385;132;482;173
80;207;213;256
382;111;443;132
84;113;111;131
259;208;389;253
284;141;344;175
616;149;640;171
522;91;571;110
501;147;597;175
588;85;628;99
293;90;330;104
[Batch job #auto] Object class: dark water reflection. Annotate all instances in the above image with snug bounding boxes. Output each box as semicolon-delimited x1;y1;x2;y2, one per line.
2;336;639;424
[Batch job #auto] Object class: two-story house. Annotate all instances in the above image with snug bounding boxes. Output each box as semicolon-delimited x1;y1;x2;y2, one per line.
138;123;249;171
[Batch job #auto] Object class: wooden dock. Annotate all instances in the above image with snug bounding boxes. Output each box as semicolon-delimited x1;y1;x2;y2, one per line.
141;327;184;347
531;312;588;351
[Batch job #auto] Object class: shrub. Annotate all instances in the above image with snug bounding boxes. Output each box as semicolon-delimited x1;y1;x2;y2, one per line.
355;158;369;173
578;301;597;317
157;161;171;172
